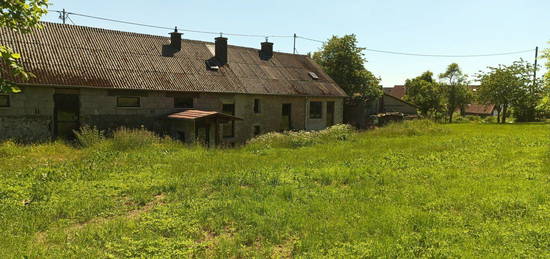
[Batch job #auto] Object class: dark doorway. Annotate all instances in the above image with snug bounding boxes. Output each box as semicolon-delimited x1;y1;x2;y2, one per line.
281;103;292;131
195;122;210;146
326;101;335;126
54;94;80;139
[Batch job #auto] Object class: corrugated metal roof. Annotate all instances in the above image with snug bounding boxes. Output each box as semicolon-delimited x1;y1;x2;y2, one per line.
0;22;346;97
167;110;242;121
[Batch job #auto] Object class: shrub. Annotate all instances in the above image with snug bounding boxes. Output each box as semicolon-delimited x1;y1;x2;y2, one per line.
370;119;448;137
74;125;105;148
111;127;160;151
246;124;355;150
482;116;498;124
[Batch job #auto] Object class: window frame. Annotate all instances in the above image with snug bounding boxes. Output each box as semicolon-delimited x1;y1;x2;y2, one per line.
116;96;141;108
309;101;323;119
0;95;10;108
253;99;261;114
174;96;194;109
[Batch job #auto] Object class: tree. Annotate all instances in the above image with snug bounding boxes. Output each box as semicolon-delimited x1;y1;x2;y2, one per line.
439;63;472;123
477;59;541;123
0;0;49;93
312;35;381;102
403;71;443;117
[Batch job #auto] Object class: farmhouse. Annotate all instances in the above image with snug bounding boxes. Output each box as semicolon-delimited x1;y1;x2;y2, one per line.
0;23;346;146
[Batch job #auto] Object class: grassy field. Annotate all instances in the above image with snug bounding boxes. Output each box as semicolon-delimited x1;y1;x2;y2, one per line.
0;121;549;258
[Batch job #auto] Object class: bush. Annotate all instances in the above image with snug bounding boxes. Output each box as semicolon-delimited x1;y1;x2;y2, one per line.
246;124;355;150
482;116;497;124
111;127;160;151
370;119;448;137
74;125;105;148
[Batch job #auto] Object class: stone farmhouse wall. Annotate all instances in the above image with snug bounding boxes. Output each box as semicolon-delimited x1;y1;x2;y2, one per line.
0;86;344;144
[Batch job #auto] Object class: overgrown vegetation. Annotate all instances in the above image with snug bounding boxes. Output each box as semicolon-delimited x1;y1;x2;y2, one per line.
1;121;549;257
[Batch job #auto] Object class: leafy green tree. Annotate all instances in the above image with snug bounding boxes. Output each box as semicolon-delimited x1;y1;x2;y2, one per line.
403;71;443;117
312;35;381;102
477;59;541;123
0;0;49;93
439;63;472;123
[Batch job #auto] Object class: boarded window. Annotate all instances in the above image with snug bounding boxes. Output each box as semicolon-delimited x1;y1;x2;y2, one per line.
174;97;193;109
117;97;140;107
254;99;261;113
253;125;261;136
309;101;322;119
222;103;235;138
0;95;9;107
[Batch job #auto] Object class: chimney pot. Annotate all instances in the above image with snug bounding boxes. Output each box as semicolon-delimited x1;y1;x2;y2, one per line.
215;37;228;66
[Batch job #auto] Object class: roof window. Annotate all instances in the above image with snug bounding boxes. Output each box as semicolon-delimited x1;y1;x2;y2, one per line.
308;72;319;80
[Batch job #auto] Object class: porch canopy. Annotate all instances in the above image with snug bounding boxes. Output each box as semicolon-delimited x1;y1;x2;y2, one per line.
167;110;242;122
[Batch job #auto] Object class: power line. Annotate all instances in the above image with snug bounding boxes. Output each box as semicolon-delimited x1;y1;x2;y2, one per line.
48;9;293;38
48;9;536;58
297;36;535;57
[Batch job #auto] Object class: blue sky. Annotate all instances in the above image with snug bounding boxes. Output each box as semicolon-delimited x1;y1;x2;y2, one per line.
42;0;549;87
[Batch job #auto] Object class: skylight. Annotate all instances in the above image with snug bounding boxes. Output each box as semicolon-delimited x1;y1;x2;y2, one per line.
308;72;319;80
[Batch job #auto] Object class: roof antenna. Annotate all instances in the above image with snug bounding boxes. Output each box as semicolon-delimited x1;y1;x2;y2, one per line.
265;36;269;42
174;26;178;33
220;32;223;38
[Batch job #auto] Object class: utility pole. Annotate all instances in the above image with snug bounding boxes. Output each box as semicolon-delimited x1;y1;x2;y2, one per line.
59;9;67;24
293;33;297;54
533;46;538;87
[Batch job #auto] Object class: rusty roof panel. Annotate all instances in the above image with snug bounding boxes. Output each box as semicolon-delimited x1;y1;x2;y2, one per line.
0;22;346;97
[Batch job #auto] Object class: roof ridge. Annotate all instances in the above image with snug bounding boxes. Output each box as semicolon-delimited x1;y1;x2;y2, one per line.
39;21;308;57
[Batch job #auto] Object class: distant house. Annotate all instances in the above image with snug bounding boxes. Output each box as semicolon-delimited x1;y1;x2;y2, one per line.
344;93;418;129
0;23;347;145
384;85;497;117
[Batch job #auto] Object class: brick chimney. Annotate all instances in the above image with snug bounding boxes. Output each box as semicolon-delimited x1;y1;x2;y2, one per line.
215;36;228;66
170;27;182;50
260;40;273;60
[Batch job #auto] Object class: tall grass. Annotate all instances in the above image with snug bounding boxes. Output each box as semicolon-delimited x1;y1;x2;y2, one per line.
1;122;549;257
111;127;161;151
246;124;354;150
370;119;448;137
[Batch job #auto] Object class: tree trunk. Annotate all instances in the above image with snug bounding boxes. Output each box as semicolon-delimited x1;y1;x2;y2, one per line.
449;110;453;123
497;109;501;124
501;104;508;124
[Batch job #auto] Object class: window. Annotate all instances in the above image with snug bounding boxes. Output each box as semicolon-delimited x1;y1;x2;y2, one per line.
174;96;194;109
222;103;235;138
309;101;322;119
253;99;261;113
117;96;140;107
308;72;319;80
0;95;9;107
326;101;335;126
253;125;261;136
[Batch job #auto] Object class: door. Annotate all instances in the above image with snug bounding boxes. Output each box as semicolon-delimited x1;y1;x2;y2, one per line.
326;101;335;126
195;122;210;146
281;103;292;131
54;94;80;139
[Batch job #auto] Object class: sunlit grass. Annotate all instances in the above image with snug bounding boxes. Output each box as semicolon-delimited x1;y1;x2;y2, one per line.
0;121;549;257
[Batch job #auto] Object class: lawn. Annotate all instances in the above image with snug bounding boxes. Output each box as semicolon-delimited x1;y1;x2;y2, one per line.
0;121;549;258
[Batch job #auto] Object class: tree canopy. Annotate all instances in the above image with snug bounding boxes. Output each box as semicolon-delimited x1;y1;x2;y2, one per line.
0;0;49;93
477;59;541;123
403;71;443;117
312;35;381;102
439;63;472;123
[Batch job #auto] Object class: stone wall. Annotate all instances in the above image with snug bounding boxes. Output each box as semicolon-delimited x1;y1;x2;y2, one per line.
0;86;344;144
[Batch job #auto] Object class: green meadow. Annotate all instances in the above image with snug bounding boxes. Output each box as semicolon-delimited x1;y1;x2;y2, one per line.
0;121;549;258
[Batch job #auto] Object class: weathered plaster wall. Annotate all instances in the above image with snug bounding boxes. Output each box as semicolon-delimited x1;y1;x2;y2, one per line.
0;86;344;144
